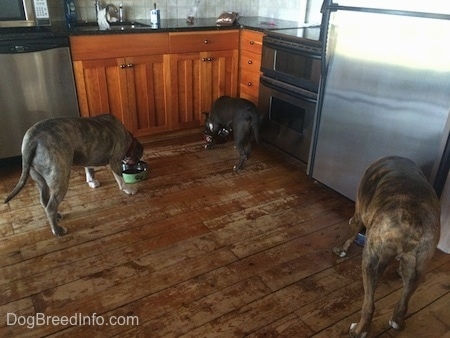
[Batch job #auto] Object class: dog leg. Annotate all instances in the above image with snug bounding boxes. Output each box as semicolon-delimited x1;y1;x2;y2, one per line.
389;253;422;330
31;169;67;235
111;170;137;195
350;250;390;338
45;197;68;236
233;155;247;171
333;214;364;257
85;167;100;188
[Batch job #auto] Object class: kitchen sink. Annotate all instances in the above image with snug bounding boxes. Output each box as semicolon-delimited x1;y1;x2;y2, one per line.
76;21;151;31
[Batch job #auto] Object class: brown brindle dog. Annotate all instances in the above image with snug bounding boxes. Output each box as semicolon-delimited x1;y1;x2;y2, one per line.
333;156;440;337
4;114;143;236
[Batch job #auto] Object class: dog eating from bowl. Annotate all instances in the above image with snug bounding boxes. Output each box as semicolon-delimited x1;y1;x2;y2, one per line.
333;156;440;337
204;96;261;171
4;114;144;236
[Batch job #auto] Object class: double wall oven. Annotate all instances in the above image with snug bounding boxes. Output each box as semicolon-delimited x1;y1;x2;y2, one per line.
259;28;322;163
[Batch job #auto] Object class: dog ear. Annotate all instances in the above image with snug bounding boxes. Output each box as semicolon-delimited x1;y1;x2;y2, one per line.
202;112;210;121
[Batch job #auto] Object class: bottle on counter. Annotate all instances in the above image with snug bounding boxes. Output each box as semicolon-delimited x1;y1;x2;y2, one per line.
64;0;77;27
150;3;160;29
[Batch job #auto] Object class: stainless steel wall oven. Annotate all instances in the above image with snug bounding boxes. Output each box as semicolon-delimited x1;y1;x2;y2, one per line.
259;29;322;163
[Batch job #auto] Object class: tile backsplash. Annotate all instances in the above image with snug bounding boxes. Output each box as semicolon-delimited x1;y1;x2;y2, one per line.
50;0;322;25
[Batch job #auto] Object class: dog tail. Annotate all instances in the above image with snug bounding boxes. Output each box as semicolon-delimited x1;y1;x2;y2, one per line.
4;141;35;204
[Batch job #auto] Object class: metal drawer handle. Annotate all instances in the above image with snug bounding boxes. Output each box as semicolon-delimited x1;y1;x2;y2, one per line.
250;40;254;45
248;60;253;64
204;39;210;44
120;64;126;69
127;63;133;68
202;57;213;62
247;82;252;86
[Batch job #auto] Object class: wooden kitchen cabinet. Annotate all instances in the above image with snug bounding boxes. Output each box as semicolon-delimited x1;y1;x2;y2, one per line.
70;34;171;137
168;31;239;130
239;29;265;105
70;30;239;136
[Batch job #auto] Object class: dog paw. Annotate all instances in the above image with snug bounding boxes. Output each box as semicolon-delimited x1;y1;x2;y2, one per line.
349;323;367;338
52;225;68;236
87;180;100;188
389;320;401;330
332;246;347;257
122;185;138;195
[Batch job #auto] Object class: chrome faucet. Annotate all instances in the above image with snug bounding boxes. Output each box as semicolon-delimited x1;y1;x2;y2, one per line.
95;0;119;30
94;1;118;20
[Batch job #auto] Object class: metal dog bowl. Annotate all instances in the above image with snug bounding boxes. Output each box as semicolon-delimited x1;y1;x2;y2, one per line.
122;160;148;183
203;127;230;144
354;231;366;247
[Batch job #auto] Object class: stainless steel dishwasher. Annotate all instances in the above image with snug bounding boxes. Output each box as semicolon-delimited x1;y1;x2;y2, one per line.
0;36;79;159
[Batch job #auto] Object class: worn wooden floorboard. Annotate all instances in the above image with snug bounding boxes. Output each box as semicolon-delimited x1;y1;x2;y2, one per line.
0;132;449;337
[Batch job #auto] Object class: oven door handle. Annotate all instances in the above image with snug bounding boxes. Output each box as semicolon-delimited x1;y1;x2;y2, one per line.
260;76;317;103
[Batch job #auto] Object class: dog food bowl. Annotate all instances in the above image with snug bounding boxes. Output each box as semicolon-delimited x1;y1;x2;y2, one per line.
203;127;230;144
122;160;148;183
354;231;366;247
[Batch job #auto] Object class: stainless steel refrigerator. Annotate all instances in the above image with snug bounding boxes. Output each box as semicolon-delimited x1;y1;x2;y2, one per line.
309;0;450;202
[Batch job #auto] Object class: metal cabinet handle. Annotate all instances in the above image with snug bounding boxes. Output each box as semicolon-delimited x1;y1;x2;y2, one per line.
127;63;133;68
250;40;254;45
204;39;210;44
202;57;213;62
247;82;253;86
248;60;253;64
120;64;126;69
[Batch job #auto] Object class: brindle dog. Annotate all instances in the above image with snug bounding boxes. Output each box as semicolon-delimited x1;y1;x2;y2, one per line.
333;156;440;337
204;96;261;171
4;114;143;236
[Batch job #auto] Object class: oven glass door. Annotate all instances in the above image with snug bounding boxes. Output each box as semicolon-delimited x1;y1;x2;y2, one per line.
261;43;321;92
259;76;317;163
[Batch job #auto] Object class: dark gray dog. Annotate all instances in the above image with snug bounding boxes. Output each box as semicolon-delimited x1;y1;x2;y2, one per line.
4;114;143;236
204;96;261;171
333;156;440;337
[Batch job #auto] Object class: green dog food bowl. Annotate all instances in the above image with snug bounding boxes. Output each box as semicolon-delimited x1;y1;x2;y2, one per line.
122;160;148;184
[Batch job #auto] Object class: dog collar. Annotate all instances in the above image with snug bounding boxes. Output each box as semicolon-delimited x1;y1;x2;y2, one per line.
125;133;139;160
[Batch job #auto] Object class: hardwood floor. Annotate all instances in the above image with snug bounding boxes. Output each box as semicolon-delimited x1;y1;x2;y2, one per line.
1;131;449;337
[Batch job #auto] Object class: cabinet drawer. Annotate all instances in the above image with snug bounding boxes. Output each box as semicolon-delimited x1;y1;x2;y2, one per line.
70;33;169;60
169;30;239;53
239;49;261;73
240;29;264;54
240;70;260;97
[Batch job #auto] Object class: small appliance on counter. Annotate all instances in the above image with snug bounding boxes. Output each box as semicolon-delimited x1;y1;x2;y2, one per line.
0;0;50;27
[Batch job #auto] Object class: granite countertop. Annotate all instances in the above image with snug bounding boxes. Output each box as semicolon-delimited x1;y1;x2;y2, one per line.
0;16;320;41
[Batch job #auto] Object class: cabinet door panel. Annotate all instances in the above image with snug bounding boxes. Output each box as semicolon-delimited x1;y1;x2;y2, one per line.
201;50;238;111
169;53;202;129
126;55;171;136
73;58;130;128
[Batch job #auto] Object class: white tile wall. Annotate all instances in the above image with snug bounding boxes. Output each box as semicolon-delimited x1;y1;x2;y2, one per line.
48;0;323;24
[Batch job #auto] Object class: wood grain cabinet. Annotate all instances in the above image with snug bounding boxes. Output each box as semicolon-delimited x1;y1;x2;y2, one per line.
168;31;239;130
239;29;265;105
70;34;171;137
70;30;239;136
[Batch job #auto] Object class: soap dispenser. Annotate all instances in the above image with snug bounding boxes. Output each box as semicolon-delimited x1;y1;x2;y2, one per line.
150;3;160;29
